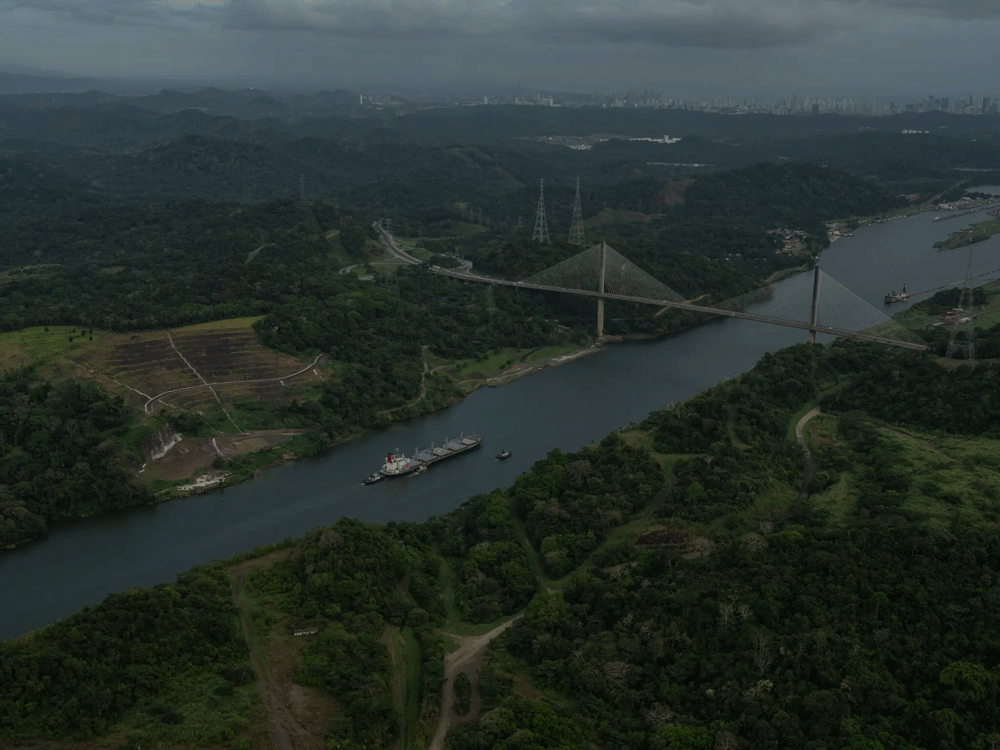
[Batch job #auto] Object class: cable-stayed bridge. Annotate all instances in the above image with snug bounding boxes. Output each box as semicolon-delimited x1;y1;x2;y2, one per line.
372;222;928;351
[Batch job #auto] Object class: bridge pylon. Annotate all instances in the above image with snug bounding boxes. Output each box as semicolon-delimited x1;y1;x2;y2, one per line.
597;241;607;336
808;265;822;343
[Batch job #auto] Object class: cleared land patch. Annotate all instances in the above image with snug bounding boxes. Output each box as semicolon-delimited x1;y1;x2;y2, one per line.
69;320;322;414
231;552;338;750
0;325;104;376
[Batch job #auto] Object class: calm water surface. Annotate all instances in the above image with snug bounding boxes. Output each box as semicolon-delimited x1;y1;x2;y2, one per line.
3;204;1000;639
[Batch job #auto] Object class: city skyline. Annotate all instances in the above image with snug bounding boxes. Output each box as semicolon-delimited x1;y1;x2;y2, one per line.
0;0;999;95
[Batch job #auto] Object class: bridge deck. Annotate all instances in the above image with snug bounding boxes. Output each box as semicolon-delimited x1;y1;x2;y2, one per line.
373;221;928;352
430;267;929;351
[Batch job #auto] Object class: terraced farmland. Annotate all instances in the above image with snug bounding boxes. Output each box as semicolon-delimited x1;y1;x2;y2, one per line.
71;320;323;414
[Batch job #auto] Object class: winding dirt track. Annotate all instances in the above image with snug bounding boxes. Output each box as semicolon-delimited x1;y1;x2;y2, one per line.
230;553;297;750
795;407;822;496
428;614;523;750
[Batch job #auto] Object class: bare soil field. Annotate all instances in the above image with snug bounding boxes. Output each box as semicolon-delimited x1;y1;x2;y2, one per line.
68;320;321;413
142;429;305;483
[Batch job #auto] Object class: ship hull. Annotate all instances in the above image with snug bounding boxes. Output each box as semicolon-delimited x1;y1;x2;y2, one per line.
378;434;482;478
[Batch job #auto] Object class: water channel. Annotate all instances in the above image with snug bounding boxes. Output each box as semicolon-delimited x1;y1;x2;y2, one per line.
3;199;1000;640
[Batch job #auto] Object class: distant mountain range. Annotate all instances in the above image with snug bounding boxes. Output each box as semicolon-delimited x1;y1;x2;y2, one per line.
0;70;363;120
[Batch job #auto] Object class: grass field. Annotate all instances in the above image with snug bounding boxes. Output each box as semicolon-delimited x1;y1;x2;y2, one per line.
0;325;103;374
434;347;528;383
174;316;265;331
523;343;584;363
805;412;1000;526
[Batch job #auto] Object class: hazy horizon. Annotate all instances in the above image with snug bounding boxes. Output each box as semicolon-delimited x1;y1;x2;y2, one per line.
0;0;998;98
0;63;995;105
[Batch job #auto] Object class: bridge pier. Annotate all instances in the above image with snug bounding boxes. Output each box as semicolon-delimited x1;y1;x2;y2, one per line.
597;242;607;337
809;265;822;343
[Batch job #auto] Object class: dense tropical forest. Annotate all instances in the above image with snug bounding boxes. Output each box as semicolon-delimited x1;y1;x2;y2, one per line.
4;338;1000;749
0;367;155;548
3;95;1000;749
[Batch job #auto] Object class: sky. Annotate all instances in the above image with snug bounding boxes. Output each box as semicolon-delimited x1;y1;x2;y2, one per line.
0;0;998;96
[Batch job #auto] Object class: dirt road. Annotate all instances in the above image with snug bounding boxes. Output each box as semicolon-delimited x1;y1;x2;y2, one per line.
795;407;821;496
231;551;325;750
428;615;523;750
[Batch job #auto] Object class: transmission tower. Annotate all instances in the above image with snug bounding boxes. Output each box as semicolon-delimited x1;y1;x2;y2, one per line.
946;246;976;363
532;179;550;243
299;174;306;201
568;176;585;246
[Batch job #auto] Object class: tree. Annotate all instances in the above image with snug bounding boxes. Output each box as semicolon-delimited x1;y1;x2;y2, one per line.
940;661;994;703
752;631;773;675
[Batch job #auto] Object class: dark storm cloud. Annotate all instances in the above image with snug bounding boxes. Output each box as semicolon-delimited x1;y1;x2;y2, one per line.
224;0;854;47
228;0;488;38
851;0;1000;20
531;5;828;49
0;0;178;26
1;0;997;44
222;0;1000;48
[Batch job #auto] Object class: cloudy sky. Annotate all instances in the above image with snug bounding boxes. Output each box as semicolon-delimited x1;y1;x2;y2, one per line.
0;0;998;95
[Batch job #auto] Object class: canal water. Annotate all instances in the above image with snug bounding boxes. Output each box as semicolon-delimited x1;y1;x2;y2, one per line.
3;201;1000;640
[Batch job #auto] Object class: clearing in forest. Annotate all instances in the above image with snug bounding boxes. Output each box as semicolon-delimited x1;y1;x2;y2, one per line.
68;318;322;414
0;325;105;376
229;551;337;750
428;615;523;750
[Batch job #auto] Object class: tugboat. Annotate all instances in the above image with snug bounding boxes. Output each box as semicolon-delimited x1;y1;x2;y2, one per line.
496;449;512;460
885;284;908;304
364;472;385;485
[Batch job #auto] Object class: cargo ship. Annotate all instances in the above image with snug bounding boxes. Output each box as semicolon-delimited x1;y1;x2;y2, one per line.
372;433;482;480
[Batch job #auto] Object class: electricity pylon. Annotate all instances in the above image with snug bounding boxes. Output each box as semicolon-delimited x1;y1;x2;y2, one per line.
568;176;585;246
532;179;550;243
946;246;976;364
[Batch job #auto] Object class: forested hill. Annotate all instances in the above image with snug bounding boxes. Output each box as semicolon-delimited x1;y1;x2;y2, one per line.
4;340;1000;748
3;103;999;213
455;163;901;302
681;162;901;232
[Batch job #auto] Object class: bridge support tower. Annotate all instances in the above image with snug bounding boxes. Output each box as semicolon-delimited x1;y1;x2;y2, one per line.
809;265;822;343
597;241;607;337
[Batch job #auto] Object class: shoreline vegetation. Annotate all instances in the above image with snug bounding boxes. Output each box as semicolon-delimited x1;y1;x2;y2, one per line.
935;211;1000;251
7;333;1000;749
0;163;971;549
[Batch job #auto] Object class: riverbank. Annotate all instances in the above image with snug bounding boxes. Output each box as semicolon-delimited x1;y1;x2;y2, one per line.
484;344;604;387
935;214;1000;251
152;339;608;496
